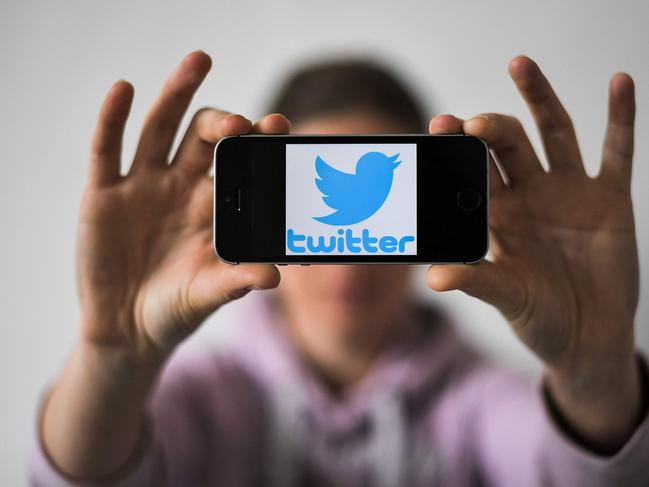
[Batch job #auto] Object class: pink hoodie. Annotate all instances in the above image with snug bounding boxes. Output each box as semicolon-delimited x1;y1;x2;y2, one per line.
30;293;649;486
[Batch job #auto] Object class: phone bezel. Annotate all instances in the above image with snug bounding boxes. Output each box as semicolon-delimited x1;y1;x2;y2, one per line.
214;134;489;265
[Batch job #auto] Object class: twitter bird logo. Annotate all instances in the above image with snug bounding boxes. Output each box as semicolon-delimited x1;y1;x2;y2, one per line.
313;151;401;226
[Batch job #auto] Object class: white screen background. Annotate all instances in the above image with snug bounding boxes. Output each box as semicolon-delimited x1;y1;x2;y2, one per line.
285;143;417;255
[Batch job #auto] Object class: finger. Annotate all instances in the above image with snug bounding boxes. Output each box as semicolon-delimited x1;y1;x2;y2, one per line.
88;80;134;186
251;113;291;134
171;109;252;175
598;73;635;192
188;263;281;319
463;114;544;183
508;56;583;172
487;151;507;193
130;51;212;173
428;114;463;134
429;114;506;192
426;260;527;322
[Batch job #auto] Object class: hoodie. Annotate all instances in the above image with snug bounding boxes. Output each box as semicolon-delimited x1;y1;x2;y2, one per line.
29;293;649;486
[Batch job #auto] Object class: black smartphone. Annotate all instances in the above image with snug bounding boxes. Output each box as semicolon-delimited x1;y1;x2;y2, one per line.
214;134;488;264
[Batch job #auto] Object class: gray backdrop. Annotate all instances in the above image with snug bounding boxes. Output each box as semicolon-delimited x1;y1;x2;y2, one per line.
1;0;647;484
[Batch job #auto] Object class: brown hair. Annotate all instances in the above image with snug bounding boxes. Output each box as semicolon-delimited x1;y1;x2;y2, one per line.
267;58;427;133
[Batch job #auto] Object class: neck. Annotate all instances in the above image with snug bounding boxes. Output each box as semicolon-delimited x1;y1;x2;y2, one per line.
278;300;411;394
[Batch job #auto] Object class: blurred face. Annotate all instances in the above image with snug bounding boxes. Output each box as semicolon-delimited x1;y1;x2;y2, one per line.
276;111;414;335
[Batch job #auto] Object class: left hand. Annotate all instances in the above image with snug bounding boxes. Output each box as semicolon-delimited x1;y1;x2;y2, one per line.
426;55;641;452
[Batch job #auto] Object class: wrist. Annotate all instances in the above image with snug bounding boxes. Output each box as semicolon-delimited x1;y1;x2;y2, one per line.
545;351;642;452
41;336;164;478
73;338;164;398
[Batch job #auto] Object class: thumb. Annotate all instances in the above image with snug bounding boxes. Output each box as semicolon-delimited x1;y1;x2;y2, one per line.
426;260;527;321
188;263;281;320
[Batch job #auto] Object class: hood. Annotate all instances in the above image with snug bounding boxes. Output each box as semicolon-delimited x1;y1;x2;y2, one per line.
224;290;481;432
221;291;482;486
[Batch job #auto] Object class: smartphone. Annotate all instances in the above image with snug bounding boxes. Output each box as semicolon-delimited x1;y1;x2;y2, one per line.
214;134;488;264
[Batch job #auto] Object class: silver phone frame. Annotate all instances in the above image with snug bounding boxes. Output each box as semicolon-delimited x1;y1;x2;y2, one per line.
212;134;489;266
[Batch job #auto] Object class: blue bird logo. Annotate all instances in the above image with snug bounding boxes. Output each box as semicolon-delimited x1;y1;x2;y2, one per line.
313;151;401;226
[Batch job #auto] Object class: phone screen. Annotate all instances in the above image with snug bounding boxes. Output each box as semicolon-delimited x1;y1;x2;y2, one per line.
285;143;418;256
215;135;488;264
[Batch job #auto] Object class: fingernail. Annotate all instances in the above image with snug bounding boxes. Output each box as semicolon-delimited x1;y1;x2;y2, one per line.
229;287;252;300
226;113;251;123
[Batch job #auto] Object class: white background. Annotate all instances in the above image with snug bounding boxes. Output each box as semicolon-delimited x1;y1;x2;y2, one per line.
1;1;648;484
286;143;417;255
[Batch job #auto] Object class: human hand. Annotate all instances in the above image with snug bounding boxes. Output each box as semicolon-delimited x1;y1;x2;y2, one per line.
43;51;292;478
427;56;641;451
78;51;289;364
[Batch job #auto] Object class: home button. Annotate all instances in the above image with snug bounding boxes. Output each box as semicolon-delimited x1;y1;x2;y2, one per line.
457;188;482;211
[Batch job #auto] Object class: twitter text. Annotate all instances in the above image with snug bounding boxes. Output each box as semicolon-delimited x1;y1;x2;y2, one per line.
287;228;415;254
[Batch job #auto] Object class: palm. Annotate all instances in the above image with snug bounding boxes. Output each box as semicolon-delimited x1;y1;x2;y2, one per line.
77;52;285;358
488;169;638;363
427;57;638;369
77;170;218;351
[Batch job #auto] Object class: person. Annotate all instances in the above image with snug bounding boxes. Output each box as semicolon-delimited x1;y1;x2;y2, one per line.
29;50;648;486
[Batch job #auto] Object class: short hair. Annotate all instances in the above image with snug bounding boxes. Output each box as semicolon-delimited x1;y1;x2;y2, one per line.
266;58;427;133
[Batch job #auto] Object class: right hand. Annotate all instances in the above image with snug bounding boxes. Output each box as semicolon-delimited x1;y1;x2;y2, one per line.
42;52;289;479
78;51;288;364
